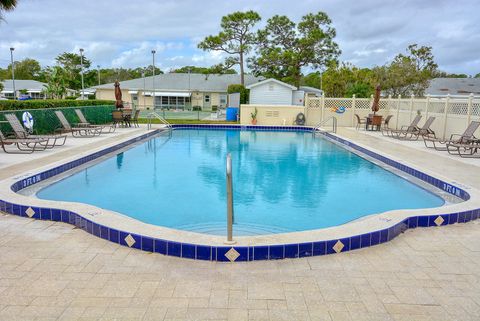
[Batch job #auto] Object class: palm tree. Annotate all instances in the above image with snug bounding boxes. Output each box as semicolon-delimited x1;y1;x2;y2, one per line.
1;0;17;20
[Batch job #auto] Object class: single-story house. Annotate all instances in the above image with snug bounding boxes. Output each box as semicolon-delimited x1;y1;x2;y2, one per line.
92;73;263;110
426;78;480;97
246;79;323;106
0;80;76;99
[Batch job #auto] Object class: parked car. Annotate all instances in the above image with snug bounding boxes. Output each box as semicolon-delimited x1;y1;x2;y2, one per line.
18;94;32;100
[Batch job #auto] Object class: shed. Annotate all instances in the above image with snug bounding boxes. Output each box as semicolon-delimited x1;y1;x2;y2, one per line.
246;79;297;105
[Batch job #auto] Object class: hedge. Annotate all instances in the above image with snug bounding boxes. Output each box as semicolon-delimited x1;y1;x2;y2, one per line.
0;105;115;135
0;99;115;111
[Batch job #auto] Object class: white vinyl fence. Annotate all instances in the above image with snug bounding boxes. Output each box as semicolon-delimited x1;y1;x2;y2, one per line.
305;94;480;139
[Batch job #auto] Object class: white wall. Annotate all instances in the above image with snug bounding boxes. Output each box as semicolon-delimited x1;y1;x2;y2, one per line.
249;82;293;105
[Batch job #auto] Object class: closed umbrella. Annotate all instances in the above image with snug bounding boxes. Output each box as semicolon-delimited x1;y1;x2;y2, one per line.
372;85;381;115
114;81;124;109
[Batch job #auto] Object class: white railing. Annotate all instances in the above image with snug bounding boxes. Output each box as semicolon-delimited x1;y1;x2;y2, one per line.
147;111;172;130
305;94;480;139
313;116;337;134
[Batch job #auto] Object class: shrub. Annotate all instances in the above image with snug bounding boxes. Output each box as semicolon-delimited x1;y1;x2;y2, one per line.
227;84;249;104
0;99;115;111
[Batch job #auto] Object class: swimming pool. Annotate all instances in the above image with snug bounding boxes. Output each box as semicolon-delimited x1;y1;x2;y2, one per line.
37;128;444;236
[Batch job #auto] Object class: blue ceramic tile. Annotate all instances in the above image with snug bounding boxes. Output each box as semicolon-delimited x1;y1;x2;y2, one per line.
313;241;327;256
51;209;61;221
167;241;181;257
418;216;429;227
269;245;284;260
181;244;196;259
408;216;418;228
380;229;388;243
284;244;298;258
12;204;21;215
370;231;380;246
298;243;313;257
92;224;101;237
360;233;371;248
86;220;93;234
448;213;458;224
253;246;269;261
154;239;167;255
141;237;154;252
233;247;248;262
196;245;212;260
350;236;361;250
109;229;119;243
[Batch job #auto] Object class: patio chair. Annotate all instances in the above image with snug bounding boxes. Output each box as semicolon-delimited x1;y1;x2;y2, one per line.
355;114;366;130
74;109;116;133
446;139;480;158
424;121;480;151
0;129;49;154
112;110;125;127
395;116;436;140
54;111;102;137
4;113;67;148
131;110;140;128
385;115;422;138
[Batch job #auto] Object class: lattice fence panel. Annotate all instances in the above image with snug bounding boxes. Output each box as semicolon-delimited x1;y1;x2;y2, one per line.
354;99;371;110
398;100;411;111
306;97;322;108
472;101;480;117
428;100;445;114
324;98;353;110
448;101;468;115
378;100;389;110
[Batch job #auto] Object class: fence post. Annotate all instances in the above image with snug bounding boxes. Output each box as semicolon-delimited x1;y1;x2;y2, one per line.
442;94;450;140
304;95;309;125
467;93;473;126
425;94;430;120
320;95;325;122
395;95;400;130
409;94;414;123
351;94;356;127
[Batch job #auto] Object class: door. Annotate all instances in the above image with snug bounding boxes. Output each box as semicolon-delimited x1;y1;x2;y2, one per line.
203;94;211;110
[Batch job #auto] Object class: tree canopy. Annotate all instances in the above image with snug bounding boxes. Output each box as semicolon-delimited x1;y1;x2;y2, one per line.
249;12;340;86
198;10;261;85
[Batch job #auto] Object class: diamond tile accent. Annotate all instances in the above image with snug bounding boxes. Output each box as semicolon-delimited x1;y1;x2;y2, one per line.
225;248;240;262
434;216;444;226
25;207;35;218
125;234;136;247
333;240;344;253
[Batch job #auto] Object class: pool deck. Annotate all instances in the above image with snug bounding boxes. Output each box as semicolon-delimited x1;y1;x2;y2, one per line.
0;125;479;320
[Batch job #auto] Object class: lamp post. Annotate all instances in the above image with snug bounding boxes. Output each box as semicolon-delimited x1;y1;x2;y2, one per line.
9;47;16;100
151;50;156;109
79;48;85;100
142;68;146;109
97;65;100;85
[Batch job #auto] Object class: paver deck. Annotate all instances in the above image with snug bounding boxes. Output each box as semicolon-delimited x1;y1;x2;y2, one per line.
0;126;479;321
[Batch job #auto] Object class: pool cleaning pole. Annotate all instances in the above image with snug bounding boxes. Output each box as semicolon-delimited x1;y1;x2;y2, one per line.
225;153;235;244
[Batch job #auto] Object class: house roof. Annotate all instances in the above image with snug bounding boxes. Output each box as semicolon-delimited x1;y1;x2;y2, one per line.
92;73;263;92
426;78;480;96
298;86;323;95
1;79;47;92
246;78;297;90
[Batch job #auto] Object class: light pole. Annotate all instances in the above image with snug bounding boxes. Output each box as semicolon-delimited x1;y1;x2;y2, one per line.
9;47;16;100
97;65;100;85
142;68;146;109
151;50;156;109
79;48;85;100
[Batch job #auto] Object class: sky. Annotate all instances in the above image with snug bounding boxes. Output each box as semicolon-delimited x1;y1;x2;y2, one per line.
0;0;479;75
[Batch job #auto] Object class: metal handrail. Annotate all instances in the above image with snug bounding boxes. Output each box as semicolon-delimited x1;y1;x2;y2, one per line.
313;116;337;134
147;111;172;130
225;153;235;244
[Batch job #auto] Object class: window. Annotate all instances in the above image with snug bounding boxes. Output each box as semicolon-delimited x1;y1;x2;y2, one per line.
204;95;210;102
161;96;168;106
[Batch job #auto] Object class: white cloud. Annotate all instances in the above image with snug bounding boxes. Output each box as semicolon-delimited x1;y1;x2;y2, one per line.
0;0;478;74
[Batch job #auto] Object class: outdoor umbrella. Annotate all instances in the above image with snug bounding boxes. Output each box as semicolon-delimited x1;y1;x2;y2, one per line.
114;81;124;109
372;85;381;115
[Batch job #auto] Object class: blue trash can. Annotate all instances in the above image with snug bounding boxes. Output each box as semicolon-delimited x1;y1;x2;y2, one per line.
226;107;239;121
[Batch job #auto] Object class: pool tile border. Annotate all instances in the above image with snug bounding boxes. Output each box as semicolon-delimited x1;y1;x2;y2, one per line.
1;124;479;262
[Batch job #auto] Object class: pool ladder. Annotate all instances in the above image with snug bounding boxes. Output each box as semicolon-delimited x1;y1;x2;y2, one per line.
313;116;337;134
147;111;172;130
225;153;236;244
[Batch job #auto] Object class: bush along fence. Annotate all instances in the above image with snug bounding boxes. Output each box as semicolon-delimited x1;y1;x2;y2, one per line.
305;93;480;139
0;105;115;135
0;99;115;111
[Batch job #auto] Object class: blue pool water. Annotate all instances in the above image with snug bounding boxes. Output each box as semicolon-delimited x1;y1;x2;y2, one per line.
37;129;444;235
